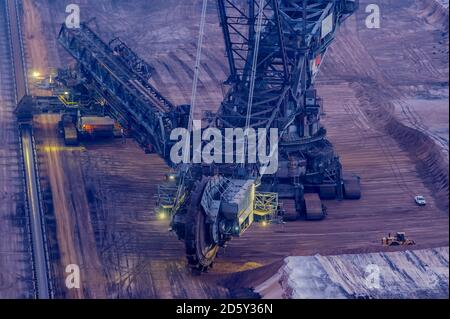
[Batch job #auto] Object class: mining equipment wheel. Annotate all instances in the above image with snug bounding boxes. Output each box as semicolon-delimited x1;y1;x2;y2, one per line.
389;241;400;246
281;199;299;221
343;176;361;200
184;177;219;273
304;193;326;220
319;184;337;199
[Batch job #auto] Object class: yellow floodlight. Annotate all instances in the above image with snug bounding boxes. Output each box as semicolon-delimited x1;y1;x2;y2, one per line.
158;212;167;220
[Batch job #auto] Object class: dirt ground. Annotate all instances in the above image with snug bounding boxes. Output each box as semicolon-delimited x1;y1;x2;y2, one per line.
33;115;107;298
19;0;449;298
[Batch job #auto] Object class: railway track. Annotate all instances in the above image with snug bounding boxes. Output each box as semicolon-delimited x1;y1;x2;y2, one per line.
4;0;51;299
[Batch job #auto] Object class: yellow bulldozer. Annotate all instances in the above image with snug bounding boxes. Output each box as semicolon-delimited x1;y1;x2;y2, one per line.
382;232;416;246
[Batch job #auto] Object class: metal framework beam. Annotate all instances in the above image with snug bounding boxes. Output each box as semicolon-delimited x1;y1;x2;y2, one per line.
58;23;188;163
216;0;359;134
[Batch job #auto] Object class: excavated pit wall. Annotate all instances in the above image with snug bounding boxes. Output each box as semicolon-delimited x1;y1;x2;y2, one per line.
417;0;449;29
351;78;449;212
255;247;449;299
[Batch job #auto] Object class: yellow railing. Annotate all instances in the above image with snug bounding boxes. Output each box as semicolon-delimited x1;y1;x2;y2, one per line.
58;94;77;106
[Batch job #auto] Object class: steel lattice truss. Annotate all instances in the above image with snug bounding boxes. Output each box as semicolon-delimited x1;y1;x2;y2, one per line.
216;0;357;132
58;0;358;174
56;1;361;271
58;24;189;162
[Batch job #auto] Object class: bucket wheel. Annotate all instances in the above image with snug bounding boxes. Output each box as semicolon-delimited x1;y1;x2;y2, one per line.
184;177;219;273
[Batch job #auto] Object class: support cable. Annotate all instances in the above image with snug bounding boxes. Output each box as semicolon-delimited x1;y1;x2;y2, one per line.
242;0;266;167
174;0;209;213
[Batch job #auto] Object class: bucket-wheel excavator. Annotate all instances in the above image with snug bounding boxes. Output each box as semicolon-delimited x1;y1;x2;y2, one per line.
58;0;360;272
